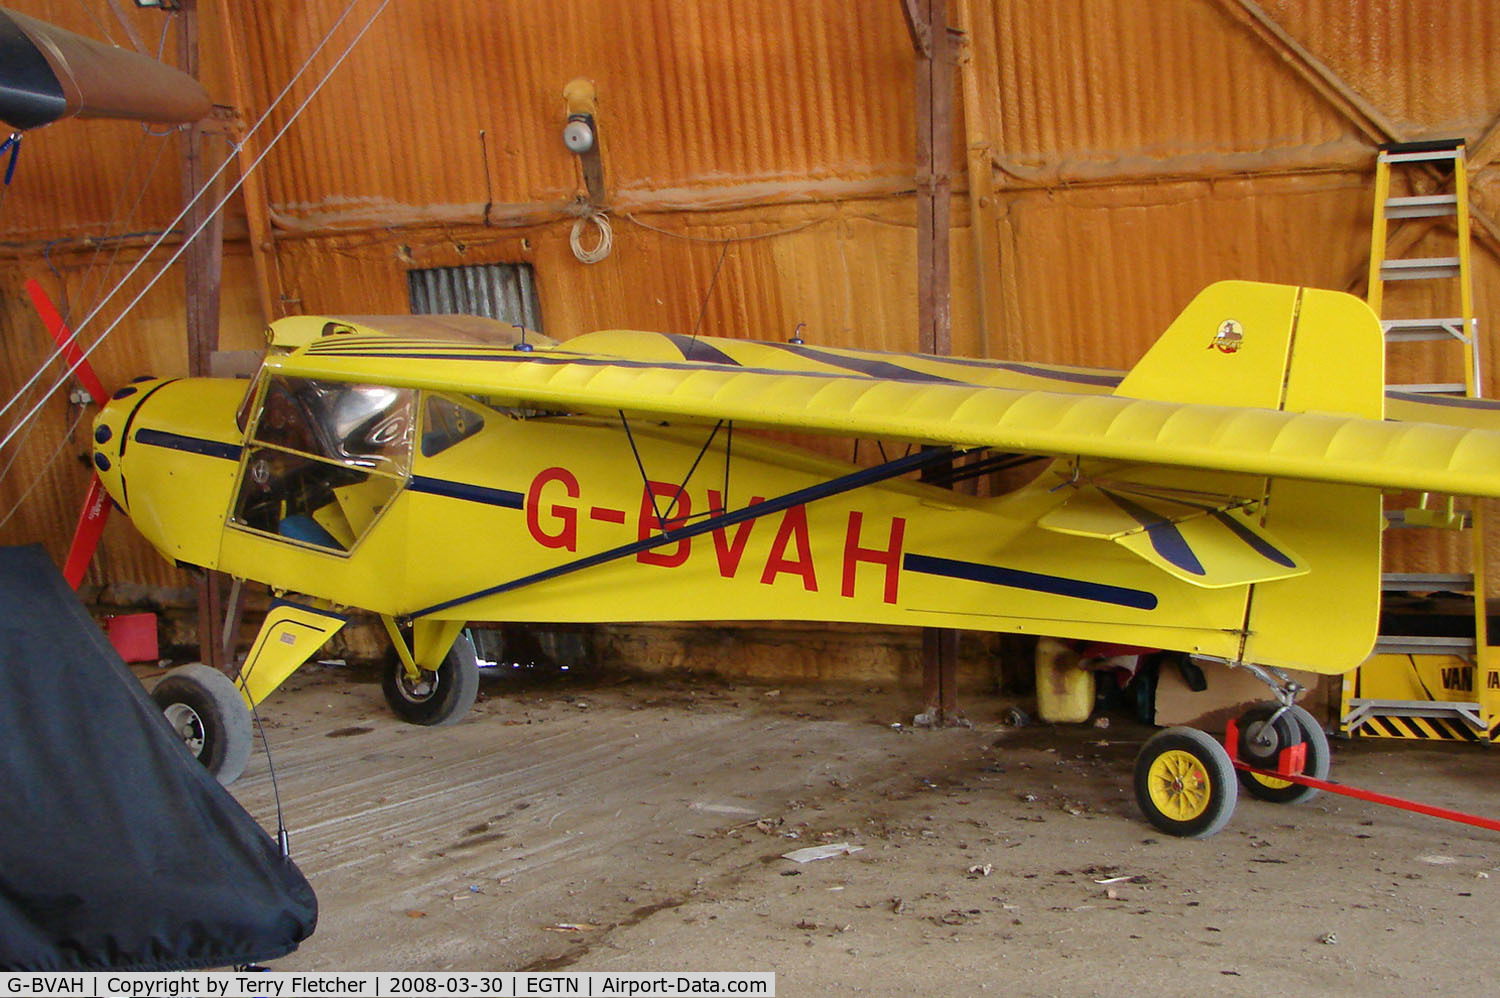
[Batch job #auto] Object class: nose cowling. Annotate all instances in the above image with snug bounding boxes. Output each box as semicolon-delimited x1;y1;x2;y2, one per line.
89;379;158;514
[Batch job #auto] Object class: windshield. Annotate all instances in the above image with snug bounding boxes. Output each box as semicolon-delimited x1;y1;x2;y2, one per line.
232;375;415;552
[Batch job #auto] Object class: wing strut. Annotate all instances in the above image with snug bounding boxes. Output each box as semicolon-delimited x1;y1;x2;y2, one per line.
621;412;727;530
409;444;971;619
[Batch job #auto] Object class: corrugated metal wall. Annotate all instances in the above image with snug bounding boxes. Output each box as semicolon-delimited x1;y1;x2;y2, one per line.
5;0;1500;589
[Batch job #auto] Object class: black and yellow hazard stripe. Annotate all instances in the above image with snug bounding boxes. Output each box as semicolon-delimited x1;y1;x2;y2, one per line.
1352;715;1484;742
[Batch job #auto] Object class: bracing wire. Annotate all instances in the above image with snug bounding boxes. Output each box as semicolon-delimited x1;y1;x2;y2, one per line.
0;406;88;533
72;131;173;325
75;0;116;47
0;133;171;514
0;0;389;453
689;240;730;342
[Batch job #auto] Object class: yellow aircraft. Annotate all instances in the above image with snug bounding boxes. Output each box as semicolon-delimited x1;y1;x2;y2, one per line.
68;279;1500;837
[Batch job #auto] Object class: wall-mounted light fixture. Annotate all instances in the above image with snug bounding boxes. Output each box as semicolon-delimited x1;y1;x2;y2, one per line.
562;77;605;205
562;113;594;155
132;0;182;9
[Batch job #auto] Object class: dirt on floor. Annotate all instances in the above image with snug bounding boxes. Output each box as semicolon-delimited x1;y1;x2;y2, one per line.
184;661;1500;997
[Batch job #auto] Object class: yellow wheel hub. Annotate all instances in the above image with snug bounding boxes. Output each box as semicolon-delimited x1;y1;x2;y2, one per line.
1147;748;1213;821
1249;770;1292;791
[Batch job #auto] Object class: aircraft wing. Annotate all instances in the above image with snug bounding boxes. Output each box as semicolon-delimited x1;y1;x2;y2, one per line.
265;323;1500;501
0;8;211;130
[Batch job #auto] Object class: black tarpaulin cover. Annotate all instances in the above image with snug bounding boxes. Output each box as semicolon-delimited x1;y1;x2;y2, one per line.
0;545;317;970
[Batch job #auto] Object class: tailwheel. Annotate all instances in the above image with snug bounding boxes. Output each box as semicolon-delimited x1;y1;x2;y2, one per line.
1237;703;1330;804
1134;727;1238;838
152;663;253;785
381;631;479;726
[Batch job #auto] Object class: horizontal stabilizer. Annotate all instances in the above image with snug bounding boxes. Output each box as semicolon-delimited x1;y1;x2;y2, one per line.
1040;485;1307;588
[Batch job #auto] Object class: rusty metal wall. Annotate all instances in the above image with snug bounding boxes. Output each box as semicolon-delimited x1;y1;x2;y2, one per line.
0;249;266;588
6;0;1500;585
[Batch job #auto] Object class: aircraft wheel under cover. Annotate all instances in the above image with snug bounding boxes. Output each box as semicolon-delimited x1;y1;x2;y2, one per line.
1134;726;1238;838
382;631;479;726
152;663;253;785
1238;703;1330;805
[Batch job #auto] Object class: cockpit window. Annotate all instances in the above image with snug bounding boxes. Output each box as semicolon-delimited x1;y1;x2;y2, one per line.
231;376;414;552
421;395;485;457
252;377;413;475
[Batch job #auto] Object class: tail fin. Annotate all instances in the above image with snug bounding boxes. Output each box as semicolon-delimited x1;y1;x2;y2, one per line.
1114;280;1384;419
1119;281;1386;674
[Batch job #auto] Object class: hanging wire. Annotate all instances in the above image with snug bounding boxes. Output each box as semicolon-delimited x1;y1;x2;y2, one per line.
0;132;21;219
233;642;293;858
623;210;833;244
155;8;172;59
0;0;393;454
688;239;730;346
74;0;116;46
72;129;173;326
0;406;88;533
0;131;173;508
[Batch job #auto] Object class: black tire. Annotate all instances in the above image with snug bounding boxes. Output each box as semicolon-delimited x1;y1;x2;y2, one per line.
381;631;479;726
1238;704;1331;804
1131;657;1161;726
152;663;253;785
1134;726;1238;838
1234;702;1300;768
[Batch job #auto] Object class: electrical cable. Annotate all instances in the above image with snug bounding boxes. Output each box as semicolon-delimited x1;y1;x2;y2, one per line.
623;210;833;243
239;652;292;859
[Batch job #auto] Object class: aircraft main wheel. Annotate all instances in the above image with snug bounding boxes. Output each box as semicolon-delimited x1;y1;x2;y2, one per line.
1134;726;1238;838
1238;704;1331;804
152;663;253;785
382;631;479;726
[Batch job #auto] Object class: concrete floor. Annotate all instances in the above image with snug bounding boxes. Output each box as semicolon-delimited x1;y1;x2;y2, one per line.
200;662;1500;996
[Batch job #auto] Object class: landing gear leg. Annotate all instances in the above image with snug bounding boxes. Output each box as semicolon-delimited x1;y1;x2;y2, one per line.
1228;662;1331;804
380;620;479;726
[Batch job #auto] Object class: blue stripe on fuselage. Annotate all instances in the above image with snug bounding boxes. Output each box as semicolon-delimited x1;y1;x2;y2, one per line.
903;553;1158;610
407;475;524;509
132;428;242;462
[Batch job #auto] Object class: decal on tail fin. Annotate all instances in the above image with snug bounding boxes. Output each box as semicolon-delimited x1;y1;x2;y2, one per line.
1112;280;1385;419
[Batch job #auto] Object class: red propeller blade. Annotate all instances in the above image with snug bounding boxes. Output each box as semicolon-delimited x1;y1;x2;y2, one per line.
63;474;112;590
25;277;108;406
